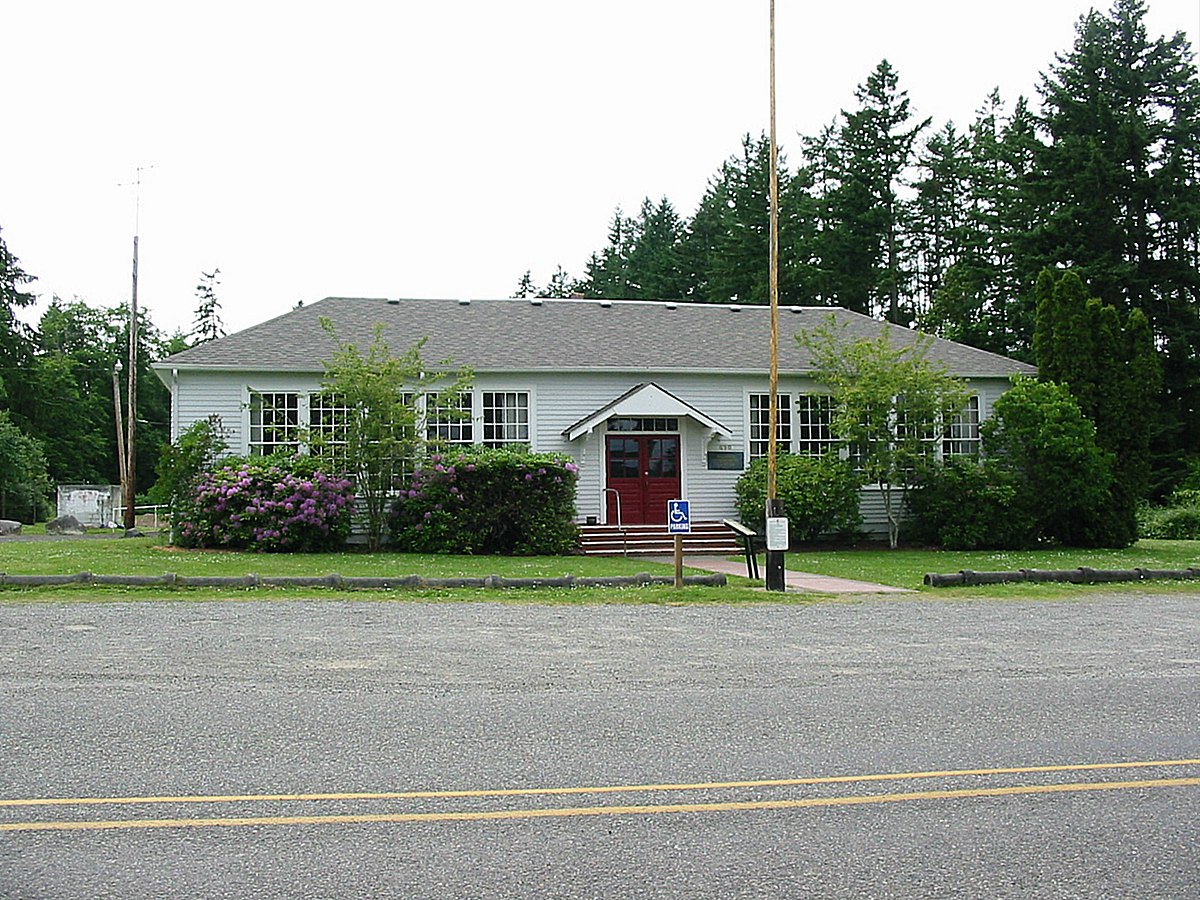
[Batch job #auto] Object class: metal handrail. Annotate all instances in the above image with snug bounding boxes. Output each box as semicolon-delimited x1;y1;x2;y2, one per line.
602;488;626;556
111;504;167;531
602;488;623;529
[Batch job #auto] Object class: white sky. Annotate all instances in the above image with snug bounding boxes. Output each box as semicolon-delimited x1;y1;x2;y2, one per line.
4;1;1198;339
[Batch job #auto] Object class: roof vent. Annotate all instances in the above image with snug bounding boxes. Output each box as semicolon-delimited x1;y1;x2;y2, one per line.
729;304;742;312
386;299;400;305
665;302;678;310
458;298;471;306
599;299;613;308
790;306;803;314
530;298;544;306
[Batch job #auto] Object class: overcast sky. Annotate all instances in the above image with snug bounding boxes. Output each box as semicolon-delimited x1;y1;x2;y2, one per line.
4;1;1198;339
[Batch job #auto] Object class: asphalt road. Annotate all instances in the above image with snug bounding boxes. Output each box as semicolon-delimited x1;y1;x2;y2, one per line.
1;593;1198;898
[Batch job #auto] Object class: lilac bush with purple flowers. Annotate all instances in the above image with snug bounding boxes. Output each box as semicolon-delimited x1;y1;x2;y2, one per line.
177;456;354;552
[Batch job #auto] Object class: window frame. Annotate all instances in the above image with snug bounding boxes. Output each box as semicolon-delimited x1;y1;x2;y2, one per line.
748;392;792;461
248;390;301;456
943;395;981;458
794;393;837;458
426;392;475;446
482;390;530;447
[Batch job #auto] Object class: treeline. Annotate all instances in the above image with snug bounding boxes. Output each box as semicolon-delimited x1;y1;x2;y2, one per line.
520;0;1200;490
0;232;218;520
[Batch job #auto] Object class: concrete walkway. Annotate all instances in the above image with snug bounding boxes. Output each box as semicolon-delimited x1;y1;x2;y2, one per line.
666;555;916;594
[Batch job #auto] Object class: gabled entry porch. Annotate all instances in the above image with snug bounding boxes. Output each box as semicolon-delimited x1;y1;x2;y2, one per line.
563;382;733;527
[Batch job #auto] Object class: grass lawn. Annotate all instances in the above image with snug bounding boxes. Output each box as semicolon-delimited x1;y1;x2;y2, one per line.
781;539;1200;587
0;535;766;604
0;534;1197;603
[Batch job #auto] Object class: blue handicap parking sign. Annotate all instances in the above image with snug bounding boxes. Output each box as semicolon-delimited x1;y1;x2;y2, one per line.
667;499;691;533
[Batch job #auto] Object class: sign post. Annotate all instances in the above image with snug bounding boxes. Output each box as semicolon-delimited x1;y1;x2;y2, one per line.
766;506;789;591
667;499;691;589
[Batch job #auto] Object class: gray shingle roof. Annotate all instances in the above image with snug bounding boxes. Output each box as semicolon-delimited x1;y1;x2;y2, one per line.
155;296;1037;379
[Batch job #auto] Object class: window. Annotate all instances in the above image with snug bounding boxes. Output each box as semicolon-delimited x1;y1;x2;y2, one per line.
482;391;529;446
795;394;837;457
749;393;791;460
943;396;981;457
249;391;300;456
607;417;679;432
309;392;351;467
896;399;939;469
427;393;474;445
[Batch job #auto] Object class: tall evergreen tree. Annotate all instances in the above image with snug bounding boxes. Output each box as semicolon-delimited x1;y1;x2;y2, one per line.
540;265;575;298
191;269;225;344
580;199;688;300
0;227;37;415
1034;0;1200;458
679;133;810;306
581;209;635;298
1033;268;1161;542
511;270;536;298
623;198;688;300
808;60;930;323
912;122;973;308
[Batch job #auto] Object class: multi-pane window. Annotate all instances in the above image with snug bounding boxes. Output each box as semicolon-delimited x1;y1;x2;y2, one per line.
607;417;680;432
749;393;791;460
895;400;939;469
427;393;474;445
943;396;981;457
248;391;300;456
482;391;529;446
309;392;351;467
795;394;837;457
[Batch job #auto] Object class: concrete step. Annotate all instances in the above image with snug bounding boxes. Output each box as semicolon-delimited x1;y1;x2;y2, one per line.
579;521;743;556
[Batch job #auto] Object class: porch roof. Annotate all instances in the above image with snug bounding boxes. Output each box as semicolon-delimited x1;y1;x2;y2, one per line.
563;382;733;441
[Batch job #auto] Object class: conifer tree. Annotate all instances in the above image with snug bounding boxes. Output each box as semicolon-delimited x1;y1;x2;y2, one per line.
191;269;225;344
0;228;37;413
1034;0;1200;456
1033;268;1161;543
808;60;930;324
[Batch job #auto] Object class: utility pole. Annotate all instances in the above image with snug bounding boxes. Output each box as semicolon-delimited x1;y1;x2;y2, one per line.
120;165;151;532
113;359;127;501
765;0;787;590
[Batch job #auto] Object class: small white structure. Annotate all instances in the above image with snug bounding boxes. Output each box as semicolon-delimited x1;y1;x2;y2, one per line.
57;485;121;528
152;297;1036;535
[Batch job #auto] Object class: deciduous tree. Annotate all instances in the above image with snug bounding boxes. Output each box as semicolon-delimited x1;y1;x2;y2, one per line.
318;318;472;551
801;315;969;548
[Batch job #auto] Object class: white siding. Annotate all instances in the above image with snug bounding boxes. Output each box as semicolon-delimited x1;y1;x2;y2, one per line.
168;368;1018;531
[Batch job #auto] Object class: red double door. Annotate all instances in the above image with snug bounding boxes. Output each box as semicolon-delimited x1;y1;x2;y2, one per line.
605;434;681;525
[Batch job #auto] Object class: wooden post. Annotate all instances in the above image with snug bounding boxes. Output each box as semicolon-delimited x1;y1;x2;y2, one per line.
674;533;684;589
123;234;138;532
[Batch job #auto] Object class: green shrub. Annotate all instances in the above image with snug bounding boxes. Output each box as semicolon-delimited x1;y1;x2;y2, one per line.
735;453;862;543
1137;503;1200;540
389;447;579;555
1169;488;1200;508
983;378;1125;548
177;454;354;552
906;459;1031;549
151;416;228;542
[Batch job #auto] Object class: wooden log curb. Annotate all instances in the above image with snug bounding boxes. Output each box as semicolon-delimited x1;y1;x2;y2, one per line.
0;572;726;590
924;567;1200;587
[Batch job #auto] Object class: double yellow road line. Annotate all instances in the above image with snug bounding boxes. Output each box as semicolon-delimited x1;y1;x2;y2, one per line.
3;759;1198;833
